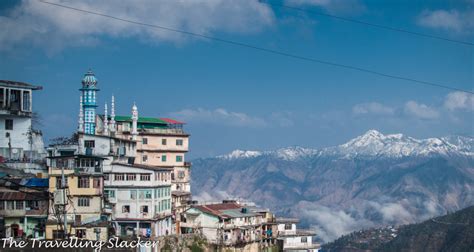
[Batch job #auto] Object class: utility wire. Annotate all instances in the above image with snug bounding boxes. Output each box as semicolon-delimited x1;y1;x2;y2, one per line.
38;0;474;95
260;1;474;46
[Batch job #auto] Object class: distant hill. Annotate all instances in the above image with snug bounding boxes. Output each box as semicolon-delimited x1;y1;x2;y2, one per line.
191;130;474;242
322;205;474;252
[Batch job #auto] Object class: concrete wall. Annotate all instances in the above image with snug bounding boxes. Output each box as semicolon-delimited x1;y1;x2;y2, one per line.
0;117;32;151
283;235;314;249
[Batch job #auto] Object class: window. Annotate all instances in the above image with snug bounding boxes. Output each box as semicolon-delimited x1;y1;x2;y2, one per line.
176;155;183;162
126;174;136;181
0;201;4;210
140;174;150;181
5;119;13;130
301;237;307;243
141;205;149;213
78;197;90;207
284;224;292;230
162;139;167;145
178;171;185;179
84;140;95;148
78;177;90;188
130;190;137;199
23;91;31;111
56;177;68;188
104;174;109;181
93;178;101;188
138;190;150;199
142;155;148;163
142;138;148;144
114;174;124;181
53;230;65;239
105;190;115;199
176;139;183;146
122;205;130;213
76;229;86;238
161;155;167;162
26;201;39;210
6;201;14;210
15;201;23;210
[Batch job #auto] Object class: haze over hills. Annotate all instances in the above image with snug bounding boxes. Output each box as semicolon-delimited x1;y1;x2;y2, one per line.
191;130;474;242
323;205;474;252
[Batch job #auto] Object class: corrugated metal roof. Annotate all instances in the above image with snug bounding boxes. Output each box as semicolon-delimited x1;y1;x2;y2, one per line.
0;80;43;90
114;115;168;124
0;191;47;201
22;178;48;187
160;118;185;125
193;203;242;219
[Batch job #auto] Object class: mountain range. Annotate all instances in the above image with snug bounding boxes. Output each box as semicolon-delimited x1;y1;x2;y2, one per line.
191;130;474;242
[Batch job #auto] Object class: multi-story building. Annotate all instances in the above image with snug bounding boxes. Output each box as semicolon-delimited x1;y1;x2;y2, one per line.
275;218;320;252
95;105;191;234
182;201;266;245
74;70;178;237
104;163;173;237
0;80;46;175
0;176;49;239
45;154;108;240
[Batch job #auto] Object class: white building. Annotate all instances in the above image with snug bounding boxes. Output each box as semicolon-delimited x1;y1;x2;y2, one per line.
182;201;266;245
104;163;173;237
276;218;320;252
0;80;46;175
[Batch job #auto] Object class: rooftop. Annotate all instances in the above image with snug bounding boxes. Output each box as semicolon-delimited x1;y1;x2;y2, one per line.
111;115;185;125
275;217;300;224
0;80;43;90
192;202;261;219
111;162;174;171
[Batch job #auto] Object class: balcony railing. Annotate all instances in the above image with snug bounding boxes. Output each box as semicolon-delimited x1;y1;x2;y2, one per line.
139;128;186;135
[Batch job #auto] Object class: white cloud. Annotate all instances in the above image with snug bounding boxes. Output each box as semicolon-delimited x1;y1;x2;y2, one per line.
0;0;274;53
404;101;439;120
169;108;268;128
285;0;365;14
417;9;474;33
297;201;373;242
444;91;474;111
369;201;414;223
352;102;394;116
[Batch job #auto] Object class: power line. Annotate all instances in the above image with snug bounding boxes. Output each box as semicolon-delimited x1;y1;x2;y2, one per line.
260;1;474;46
38;0;474;95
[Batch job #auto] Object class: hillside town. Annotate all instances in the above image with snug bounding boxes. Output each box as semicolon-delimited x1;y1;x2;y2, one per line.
0;71;320;251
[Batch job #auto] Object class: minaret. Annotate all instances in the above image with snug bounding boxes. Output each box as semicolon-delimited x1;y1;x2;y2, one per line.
131;103;138;140
78;95;84;133
80;69;99;135
110;95;116;133
104;103;109;135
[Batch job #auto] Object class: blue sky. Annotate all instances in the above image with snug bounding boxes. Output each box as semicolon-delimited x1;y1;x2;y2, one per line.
1;0;473;158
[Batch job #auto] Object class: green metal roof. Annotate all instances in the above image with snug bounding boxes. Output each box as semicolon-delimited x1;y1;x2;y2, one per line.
114;115;168;125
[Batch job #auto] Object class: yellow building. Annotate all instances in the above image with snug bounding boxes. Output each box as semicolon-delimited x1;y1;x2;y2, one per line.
45;154;108;240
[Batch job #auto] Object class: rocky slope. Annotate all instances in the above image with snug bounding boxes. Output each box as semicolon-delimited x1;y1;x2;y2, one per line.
191;130;474;242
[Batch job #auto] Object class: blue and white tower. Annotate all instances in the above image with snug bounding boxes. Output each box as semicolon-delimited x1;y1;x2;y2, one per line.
79;69;99;135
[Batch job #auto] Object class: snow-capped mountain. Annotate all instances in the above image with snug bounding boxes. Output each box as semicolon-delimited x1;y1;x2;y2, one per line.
218;149;263;159
218;130;474;160
192;129;474;242
219;146;318;161
326;129;473;158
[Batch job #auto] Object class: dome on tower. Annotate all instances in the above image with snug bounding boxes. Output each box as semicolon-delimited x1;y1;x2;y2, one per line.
82;69;98;86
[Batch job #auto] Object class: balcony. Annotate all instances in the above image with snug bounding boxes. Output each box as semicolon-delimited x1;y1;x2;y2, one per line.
283;243;321;250
139;128;187;135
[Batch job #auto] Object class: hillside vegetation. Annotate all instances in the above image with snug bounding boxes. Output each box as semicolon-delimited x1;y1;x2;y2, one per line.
323;205;474;252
